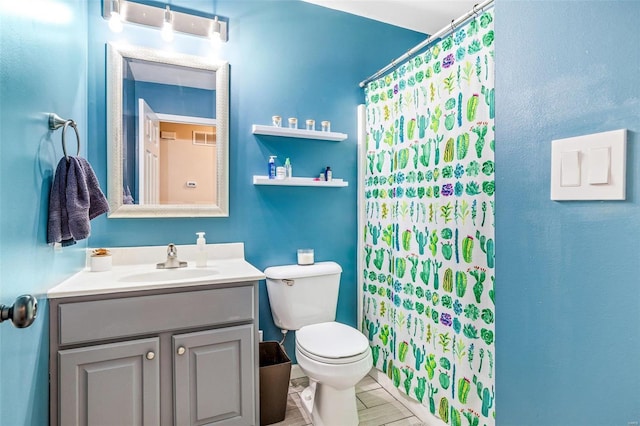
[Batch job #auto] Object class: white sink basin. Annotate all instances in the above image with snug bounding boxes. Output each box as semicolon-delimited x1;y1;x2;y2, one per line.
118;268;219;283
48;243;268;299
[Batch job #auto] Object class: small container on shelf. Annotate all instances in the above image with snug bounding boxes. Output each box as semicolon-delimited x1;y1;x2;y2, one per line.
272;115;282;127
305;119;315;131
321;121;331;132
276;166;286;179
268;155;277;179
284;158;292;178
90;248;112;272
288;117;298;129
324;166;332;181
297;249;314;265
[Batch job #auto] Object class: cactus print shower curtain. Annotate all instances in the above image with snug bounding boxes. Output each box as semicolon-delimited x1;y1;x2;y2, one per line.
362;9;495;425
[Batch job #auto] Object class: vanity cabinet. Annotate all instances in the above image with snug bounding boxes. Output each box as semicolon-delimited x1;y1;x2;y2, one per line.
173;325;254;425
58;337;161;425
50;281;259;426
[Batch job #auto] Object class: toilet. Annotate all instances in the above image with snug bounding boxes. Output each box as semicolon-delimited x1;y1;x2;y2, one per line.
264;262;372;426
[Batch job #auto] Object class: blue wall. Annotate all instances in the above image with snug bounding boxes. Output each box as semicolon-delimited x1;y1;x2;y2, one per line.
5;1;640;423
495;1;640;424
0;0;88;424
0;1;421;423
86;1;424;359
133;81;216;118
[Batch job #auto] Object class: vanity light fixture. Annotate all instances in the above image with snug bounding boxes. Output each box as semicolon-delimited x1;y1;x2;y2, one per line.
108;0;123;33
161;5;174;42
102;1;228;44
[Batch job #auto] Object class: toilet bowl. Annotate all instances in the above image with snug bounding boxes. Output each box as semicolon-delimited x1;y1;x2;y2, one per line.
264;262;373;425
295;322;372;426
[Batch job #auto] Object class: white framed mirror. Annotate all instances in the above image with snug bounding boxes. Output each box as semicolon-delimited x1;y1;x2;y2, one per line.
106;43;229;218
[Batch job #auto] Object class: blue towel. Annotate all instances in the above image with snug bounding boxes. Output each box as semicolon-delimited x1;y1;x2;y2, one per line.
47;156;109;246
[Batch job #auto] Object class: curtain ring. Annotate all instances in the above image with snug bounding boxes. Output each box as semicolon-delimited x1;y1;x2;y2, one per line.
61;120;80;161
473;3;480;17
450;19;456;33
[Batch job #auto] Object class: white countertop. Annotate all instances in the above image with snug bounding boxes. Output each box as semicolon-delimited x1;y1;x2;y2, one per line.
48;243;265;299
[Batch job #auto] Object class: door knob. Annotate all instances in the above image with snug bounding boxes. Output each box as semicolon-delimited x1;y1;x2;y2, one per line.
0;295;37;328
177;346;186;355
146;351;155;360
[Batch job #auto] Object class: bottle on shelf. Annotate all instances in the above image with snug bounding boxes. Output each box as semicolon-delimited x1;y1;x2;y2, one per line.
285;158;292;178
324;166;332;182
268;156;277;179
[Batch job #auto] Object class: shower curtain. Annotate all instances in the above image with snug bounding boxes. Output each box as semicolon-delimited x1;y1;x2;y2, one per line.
362;9;494;425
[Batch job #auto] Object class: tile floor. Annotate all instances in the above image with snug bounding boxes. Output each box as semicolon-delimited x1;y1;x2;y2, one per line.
271;374;426;426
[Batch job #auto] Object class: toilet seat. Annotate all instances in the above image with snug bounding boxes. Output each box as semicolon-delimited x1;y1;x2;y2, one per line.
297;343;370;365
296;321;370;365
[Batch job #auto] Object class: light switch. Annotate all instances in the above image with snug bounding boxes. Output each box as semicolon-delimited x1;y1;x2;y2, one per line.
560;150;580;187
550;129;627;200
588;147;610;184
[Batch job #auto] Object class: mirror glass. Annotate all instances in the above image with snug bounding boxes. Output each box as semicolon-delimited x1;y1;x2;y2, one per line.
107;43;229;217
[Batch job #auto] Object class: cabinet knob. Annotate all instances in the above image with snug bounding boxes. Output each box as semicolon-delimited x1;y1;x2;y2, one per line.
146;351;155;360
177;346;186;356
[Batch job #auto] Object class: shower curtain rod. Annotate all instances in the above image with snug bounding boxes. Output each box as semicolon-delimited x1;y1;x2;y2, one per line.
359;0;494;88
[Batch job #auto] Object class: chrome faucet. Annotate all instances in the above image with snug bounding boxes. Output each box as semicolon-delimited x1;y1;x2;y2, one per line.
157;243;188;269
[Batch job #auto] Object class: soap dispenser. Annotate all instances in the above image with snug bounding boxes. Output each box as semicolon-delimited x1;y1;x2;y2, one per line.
196;232;207;267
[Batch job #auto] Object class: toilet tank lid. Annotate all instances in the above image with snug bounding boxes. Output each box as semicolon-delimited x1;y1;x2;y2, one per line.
264;261;342;279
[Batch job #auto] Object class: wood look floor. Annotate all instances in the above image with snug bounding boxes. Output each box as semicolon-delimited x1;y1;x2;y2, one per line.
270;374;425;426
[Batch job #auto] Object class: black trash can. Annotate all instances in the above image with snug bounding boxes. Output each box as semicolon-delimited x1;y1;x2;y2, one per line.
259;341;292;425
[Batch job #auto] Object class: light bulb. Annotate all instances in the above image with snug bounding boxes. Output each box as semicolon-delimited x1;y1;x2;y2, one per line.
161;6;174;42
109;11;123;32
210;16;222;49
161;21;174;42
108;0;123;33
210;31;222;49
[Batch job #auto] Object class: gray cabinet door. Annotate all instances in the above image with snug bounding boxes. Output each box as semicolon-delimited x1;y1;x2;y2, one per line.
58;337;160;426
173;325;255;425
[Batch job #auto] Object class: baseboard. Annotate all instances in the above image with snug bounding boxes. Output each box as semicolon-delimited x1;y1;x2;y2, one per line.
368;369;446;426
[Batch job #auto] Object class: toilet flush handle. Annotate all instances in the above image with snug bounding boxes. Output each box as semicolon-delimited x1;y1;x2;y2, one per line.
283;279;294;286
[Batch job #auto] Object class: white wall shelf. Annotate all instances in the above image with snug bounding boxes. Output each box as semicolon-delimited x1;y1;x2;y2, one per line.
253;176;348;187
252;125;348;141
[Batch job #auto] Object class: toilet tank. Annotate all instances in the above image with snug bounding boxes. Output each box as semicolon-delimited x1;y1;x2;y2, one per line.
264;261;342;331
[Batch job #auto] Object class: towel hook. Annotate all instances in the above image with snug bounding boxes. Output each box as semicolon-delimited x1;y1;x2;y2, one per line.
49;113;80;161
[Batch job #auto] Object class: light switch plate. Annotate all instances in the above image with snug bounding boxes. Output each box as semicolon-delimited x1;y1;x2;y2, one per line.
160;131;176;140
550;129;626;200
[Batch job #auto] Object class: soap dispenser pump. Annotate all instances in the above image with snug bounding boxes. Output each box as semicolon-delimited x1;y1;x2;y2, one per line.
195;232;207;267
268;156;277;179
